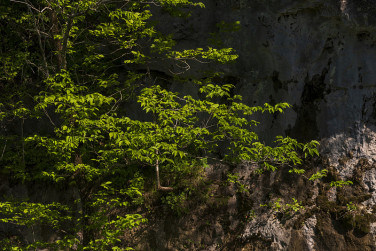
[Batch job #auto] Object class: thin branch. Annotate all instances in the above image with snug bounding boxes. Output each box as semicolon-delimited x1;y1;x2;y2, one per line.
61;15;74;70
43;108;57;128
21;119;25;167
106;91;123;115
10;0;51;13
155;151;173;191
28;5;49;77
0;140;7;161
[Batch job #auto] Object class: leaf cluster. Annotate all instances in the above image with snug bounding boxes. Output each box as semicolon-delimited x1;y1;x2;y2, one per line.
0;0;322;249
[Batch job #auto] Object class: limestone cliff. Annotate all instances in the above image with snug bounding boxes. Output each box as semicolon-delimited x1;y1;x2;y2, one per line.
134;0;376;250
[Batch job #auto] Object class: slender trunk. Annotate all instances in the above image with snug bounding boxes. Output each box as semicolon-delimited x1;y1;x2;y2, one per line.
73;153;84;248
21;119;25;167
49;9;64;70
29;7;49;77
72;185;83;248
48;2;74;71
60;17;73;70
155;151;173;192
0;140;7;161
156;156;160;188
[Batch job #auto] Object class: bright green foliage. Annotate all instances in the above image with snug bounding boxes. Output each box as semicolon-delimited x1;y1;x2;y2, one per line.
261;198;304;215
309;169;328;181
0;0;321;249
330;180;353;188
346;201;358;212
226;173;248;193
0;201;71;227
168;47;239;64
285;198;305;214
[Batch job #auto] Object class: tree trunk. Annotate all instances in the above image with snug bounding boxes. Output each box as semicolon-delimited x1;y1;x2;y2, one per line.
155;153;173;192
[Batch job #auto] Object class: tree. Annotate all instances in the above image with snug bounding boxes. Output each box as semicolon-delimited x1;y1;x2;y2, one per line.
0;0;319;250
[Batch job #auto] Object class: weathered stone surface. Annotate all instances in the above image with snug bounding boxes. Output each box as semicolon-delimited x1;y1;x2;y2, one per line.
141;0;376;250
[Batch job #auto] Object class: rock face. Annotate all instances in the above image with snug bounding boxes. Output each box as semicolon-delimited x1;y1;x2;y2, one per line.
139;0;376;250
4;1;376;250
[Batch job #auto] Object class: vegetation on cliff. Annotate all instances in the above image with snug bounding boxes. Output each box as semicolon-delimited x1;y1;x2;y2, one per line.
0;0;320;249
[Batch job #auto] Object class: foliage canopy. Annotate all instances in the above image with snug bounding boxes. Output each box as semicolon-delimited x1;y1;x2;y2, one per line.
0;0;320;249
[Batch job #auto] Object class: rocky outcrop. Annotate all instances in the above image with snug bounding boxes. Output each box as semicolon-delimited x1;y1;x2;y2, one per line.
138;0;376;250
